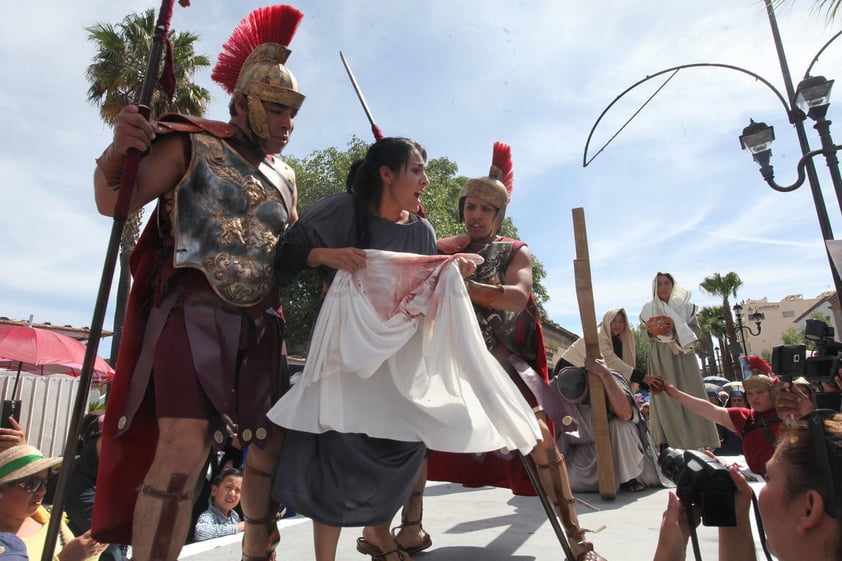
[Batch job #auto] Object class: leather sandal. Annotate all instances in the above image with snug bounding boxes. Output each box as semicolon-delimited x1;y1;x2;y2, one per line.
390;491;432;555
241;516;280;561
356;538;407;561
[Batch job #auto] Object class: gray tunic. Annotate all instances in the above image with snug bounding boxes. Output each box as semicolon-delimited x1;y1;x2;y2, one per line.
272;193;437;526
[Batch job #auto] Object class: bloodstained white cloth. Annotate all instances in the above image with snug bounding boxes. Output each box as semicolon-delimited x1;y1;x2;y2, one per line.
268;249;541;455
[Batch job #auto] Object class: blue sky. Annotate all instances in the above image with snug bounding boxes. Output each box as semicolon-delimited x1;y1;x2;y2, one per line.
1;0;841;345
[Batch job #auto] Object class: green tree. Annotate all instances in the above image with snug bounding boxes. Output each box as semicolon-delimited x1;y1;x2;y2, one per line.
699;272;743;379
281;138;550;355
633;323;650;373
85;10;211;362
697;305;727;377
781;326;807;346
779;311;832;351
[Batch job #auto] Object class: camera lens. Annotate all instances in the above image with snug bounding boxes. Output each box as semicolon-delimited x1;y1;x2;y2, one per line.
657;447;684;484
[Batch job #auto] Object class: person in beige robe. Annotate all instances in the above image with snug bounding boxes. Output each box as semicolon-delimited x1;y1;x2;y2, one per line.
639;273;719;450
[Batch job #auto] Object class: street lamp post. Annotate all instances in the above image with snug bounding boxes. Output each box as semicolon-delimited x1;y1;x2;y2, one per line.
731;303;764;357
738;1;842;302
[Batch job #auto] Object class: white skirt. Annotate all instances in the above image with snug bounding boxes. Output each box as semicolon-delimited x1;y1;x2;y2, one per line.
267;249;541;455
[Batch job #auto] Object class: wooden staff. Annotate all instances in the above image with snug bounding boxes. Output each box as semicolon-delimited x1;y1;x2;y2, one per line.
572;207;616;500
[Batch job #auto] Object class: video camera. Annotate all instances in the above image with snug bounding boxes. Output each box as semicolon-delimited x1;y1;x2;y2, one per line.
658;447;736;526
772;318;842;382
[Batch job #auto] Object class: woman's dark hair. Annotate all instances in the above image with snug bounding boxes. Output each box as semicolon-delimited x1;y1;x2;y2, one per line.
776;412;842;552
344;137;426;247
655;272;675;285
212;467;243;487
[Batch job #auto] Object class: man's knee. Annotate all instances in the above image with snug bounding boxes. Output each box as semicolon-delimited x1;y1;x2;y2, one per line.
152;418;210;470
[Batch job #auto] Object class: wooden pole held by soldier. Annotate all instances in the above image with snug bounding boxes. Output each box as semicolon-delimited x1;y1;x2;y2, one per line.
572;207;616;500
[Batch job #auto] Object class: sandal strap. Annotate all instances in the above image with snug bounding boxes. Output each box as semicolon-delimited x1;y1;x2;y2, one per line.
372;547;406;561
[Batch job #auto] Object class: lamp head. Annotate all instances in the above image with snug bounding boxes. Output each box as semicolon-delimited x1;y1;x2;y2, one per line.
795;75;834;121
739;119;775;167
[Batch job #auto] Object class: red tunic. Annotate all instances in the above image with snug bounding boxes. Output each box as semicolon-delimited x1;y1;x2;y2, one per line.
727;407;780;476
428;237;550;495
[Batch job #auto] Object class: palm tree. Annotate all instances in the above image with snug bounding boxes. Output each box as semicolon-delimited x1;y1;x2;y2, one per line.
86;10;211;362
699;272;743;380
697;306;726;377
86;9;211;124
774;0;842;21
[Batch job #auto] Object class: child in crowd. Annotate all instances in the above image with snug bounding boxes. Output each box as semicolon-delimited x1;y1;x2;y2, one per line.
193;469;244;542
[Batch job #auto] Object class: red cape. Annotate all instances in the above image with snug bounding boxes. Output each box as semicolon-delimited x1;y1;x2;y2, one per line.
428;239;550;496
91;211;161;543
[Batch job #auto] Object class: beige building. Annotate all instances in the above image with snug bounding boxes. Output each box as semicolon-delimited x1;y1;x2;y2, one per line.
738;292;840;356
541;319;580;370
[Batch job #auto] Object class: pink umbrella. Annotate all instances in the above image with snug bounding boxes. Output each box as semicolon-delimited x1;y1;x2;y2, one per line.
0;324;114;398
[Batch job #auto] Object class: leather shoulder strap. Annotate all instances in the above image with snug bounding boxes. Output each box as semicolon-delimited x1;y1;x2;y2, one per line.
155;113;236;138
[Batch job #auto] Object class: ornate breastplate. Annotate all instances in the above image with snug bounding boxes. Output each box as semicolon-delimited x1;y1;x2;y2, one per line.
172;133;292;306
472;241;516;348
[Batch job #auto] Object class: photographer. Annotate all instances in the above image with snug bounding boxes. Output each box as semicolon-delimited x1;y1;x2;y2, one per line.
653;461;756;561
777;370;842;421
662;370;780;477
654;411;842;561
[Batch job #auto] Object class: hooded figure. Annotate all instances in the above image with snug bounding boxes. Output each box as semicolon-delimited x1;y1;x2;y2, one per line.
559;308;652;391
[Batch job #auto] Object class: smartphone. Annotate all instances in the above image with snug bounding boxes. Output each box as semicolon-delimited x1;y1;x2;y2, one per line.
1;400;21;429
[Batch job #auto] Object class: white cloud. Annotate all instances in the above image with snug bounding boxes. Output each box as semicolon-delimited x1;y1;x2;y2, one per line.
1;0;840;349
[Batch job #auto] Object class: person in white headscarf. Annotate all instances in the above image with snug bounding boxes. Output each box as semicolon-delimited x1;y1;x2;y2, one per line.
558;307;662;393
640;272;719;450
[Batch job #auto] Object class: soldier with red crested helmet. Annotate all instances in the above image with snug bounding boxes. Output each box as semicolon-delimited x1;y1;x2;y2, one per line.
92;6;306;561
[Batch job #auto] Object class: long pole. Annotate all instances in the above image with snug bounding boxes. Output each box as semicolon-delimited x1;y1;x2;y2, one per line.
40;3;178;559
764;0;842;303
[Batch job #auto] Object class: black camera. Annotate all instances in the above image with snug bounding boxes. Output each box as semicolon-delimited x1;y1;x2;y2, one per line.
772;319;842;382
658;447;736;526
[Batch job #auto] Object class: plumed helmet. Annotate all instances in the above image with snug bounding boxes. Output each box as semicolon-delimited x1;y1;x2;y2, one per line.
460;142;514;236
747;355;772;375
211;5;306;139
743;374;777;399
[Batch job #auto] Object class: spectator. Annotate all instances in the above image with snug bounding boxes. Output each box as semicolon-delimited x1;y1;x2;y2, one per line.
0;445;107;561
705;383;724;406
663;373;781;476
0;532;28;561
552;360;664;494
776;369;842;421
726;389;747;408
194;468;245;542
66;413;127;561
652;457;757;561
654;410;842;561
0;417;26;452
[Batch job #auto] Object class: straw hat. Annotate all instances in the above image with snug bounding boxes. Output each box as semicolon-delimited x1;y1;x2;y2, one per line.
0;445;61;485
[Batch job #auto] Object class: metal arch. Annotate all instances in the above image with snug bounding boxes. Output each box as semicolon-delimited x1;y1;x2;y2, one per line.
582;62;791;168
803;29;842;80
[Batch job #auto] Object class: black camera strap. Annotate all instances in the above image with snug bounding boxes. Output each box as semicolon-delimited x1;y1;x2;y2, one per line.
740;416;781;447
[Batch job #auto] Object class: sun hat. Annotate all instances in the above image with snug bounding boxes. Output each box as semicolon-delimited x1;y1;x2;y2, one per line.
0;444;61;485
